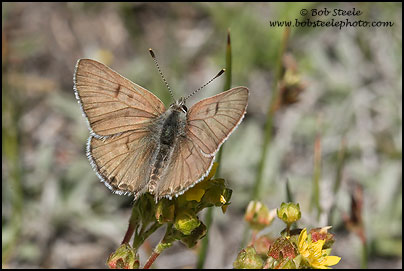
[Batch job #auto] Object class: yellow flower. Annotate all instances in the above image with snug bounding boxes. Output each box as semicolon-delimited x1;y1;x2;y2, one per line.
183;162;218;202
298;228;341;269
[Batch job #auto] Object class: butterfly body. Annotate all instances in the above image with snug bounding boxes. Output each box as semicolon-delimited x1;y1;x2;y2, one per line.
74;58;249;201
148;105;187;194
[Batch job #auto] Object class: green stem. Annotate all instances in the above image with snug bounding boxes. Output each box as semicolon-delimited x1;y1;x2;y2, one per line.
133;222;162;251
361;239;368;269
196;28;232;269
122;205;140;245
143;225;174;269
311;122;323;220
328;137;346;225
241;27;290;248
285;178;294;203
2;76;23;265
286;223;292;236
251;27;290;201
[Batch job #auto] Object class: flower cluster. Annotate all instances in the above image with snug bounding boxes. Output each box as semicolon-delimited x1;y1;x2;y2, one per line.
234;202;341;269
107;162;232;269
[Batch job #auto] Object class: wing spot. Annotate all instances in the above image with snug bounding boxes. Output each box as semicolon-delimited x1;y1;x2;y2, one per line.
214;102;219;115
125;136;130;151
115;84;121;98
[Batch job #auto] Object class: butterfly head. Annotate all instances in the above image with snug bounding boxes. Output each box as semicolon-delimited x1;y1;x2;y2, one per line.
170;97;188;113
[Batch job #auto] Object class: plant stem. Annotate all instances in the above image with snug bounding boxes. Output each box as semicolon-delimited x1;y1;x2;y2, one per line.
251;27;290;201
361;239;368;269
143;225;174;269
133;222;162;251
143;251;160;269
250;230;258;245
328;137;346;225
311;118;323;220
121;205;139;245
285;178;294;203
196;28;232;269
2;80;23;265
241;27;290;248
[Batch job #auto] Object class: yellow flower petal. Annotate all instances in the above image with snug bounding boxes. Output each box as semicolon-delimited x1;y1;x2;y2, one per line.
321;256;341;266
310;239;325;254
205;162;218;180
298;228;309;255
185;188;205;202
298;228;308;246
220;194;226;204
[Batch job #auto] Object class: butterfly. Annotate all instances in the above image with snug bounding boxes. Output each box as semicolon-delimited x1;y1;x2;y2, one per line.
73;51;249;201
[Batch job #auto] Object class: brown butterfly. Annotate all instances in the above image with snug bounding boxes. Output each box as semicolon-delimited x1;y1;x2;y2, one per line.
73;50;249;201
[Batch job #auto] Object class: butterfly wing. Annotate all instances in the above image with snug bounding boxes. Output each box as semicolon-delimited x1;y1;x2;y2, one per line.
155;87;249;199
74;59;166;138
186;86;249;157
87;131;157;197
74;59;166;195
154;136;215;199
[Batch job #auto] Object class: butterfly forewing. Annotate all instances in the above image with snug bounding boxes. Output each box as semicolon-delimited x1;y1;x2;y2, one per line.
186;87;249;156
74;59;166;137
154;87;249;199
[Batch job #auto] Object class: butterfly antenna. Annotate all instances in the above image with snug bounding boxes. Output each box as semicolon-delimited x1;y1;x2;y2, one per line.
149;48;175;101
184;68;226;101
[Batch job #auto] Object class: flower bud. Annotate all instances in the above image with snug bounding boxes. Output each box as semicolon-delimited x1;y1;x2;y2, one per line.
244;201;276;231
233;246;264;269
253;235;273;256
155;198;175;224
174;211;200;235
107;244;139;269
277;202;301;225
180;222;207;248
268;237;296;260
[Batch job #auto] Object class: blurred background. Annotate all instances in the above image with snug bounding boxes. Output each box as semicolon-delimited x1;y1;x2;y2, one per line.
2;2;402;269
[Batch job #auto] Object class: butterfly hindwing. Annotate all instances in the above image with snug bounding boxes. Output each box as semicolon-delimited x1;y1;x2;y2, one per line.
155;136;214;199
88;130;157;197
